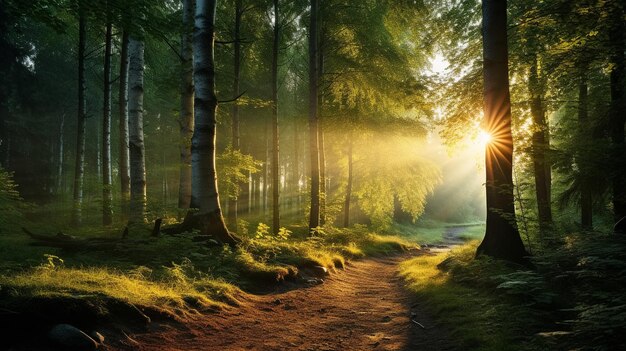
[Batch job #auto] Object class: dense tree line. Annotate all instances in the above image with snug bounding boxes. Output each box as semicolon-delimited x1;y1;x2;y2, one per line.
1;0;625;261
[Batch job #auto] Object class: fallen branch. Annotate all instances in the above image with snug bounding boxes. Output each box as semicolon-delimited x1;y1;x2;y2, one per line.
411;319;425;329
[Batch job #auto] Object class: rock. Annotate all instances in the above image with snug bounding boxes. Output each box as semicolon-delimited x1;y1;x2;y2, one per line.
273;299;282;305
283;304;297;310
48;324;98;351
90;331;105;344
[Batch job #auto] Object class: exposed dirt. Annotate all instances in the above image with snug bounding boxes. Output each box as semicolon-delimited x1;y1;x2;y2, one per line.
117;251;458;351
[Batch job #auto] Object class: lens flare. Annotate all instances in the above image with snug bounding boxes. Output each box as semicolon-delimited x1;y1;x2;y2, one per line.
477;130;492;147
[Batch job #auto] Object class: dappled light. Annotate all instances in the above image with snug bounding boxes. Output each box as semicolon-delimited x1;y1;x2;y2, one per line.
1;0;625;350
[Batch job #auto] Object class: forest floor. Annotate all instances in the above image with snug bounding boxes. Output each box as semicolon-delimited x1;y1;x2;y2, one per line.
121;251;458;351
111;227;477;351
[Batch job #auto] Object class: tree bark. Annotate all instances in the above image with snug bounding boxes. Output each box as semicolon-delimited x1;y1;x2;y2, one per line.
72;7;87;226
102;20;114;226
308;0;320;231
609;2;626;224
179;0;194;211
188;0;239;245
578;70;592;229
227;0;242;230
293;115;300;212
119;30;130;219
56;112;65;194
271;0;280;234
128;37;147;223
343;138;353;228
528;54;552;230
318;32;326;226
476;0;529;263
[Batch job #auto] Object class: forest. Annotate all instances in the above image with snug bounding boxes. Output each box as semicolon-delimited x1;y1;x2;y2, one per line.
1;0;625;350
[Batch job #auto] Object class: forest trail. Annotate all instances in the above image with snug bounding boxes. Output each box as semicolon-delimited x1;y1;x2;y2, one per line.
126;251;458;351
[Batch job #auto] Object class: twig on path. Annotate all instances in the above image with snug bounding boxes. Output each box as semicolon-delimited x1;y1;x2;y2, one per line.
411;319;426;329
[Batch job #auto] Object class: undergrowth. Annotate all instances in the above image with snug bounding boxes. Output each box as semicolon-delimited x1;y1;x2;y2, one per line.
400;233;626;351
0;217;415;322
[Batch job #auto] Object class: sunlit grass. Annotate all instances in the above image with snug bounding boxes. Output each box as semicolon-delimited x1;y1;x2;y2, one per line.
0;263;242;315
399;242;539;351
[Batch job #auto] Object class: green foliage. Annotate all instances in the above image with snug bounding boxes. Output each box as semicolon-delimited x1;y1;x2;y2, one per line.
216;147;260;200
276;227;292;241
254;222;271;239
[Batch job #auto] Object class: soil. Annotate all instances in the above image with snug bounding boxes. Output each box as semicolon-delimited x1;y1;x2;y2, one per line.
116;251;459;351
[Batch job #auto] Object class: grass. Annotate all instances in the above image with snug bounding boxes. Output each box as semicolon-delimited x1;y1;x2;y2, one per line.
399;242;547;351
0;217;415;325
389;219;485;244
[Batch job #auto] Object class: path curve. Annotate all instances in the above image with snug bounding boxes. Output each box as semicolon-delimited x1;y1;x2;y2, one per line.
127;252;457;351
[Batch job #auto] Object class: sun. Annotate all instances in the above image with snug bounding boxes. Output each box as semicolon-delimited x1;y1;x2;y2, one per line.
477;130;493;147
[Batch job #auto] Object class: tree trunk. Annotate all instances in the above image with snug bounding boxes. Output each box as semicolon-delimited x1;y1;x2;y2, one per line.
271;0;280;234
262;116;269;215
308;0;320;231
188;0;239;245
102;20;113;226
578;70;592;229
528;54;552;230
128;37;147;223
476;0;528;263
56;112;65;194
343;138;352;228
179;0;194;211
119;30;130;219
609;2;626;224
318;33;326;226
293;115;300;212
228;0;242;230
72;8;87;226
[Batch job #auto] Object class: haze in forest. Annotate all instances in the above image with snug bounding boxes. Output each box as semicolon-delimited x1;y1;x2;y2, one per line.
1;0;626;350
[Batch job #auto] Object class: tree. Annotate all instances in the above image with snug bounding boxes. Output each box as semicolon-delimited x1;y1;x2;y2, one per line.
475;0;529;263
187;0;239;245
308;0;320;231
72;4;87;226
178;0;194;211
119;30;130;219
577;68;593;229
608;0;626;224
271;0;280;234
343;136;352;227
526;52;552;230
227;0;242;230
128;36;147;222
102;18;114;225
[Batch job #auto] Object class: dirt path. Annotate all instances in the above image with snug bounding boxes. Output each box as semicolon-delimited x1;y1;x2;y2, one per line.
127;252;457;351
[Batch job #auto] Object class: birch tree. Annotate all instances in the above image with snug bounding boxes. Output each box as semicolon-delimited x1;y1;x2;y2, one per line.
102;19;114;225
119;30;130;219
128;36;147;222
187;0;239;245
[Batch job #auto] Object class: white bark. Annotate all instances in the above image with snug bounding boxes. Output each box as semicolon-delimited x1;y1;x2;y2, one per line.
189;0;237;243
128;37;146;222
